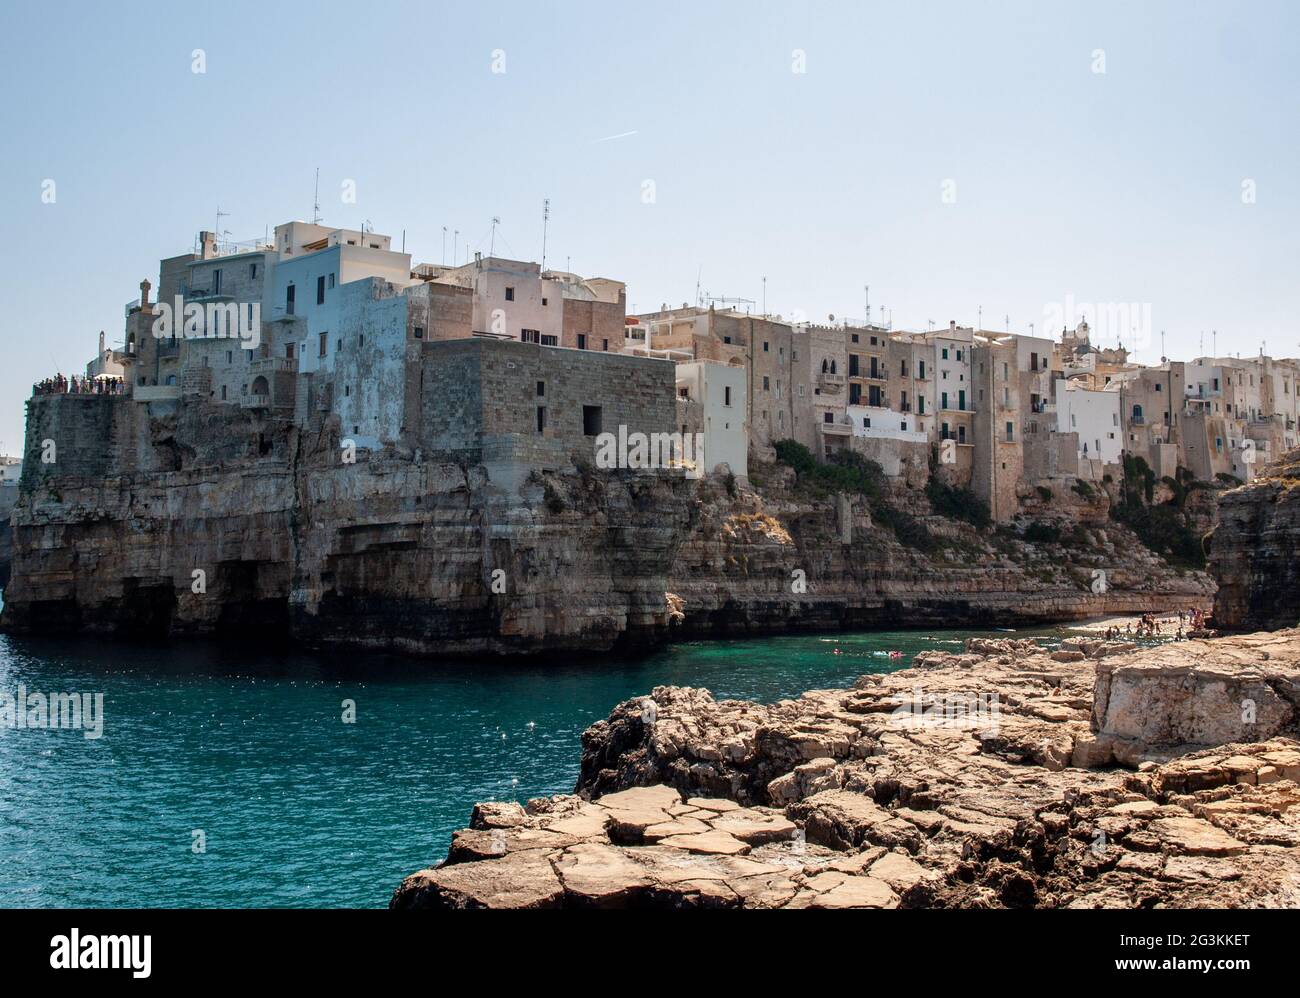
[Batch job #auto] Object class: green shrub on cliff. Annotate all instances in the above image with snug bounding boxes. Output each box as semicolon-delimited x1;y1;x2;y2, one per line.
774;440;930;550
772;440;885;500
1111;457;1204;568
924;477;991;529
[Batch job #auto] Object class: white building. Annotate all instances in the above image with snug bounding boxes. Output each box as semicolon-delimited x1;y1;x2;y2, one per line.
675;361;747;481
85;331;127;380
0;456;20;486
269;222;413;376
1055;378;1122;464
846;404;926;441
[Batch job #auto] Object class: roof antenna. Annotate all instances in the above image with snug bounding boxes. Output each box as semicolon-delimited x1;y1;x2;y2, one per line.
490;216;500;257
312;168;321;224
541;199;550;270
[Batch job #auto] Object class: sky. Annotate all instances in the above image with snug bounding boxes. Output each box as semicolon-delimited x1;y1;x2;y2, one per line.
0;0;1296;455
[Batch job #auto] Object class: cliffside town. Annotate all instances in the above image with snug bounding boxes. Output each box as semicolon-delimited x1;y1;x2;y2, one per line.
3;219;1290;646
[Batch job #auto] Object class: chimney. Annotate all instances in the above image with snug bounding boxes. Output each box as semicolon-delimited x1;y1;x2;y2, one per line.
99;330;106;354
140;278;152;309
949;320;956;332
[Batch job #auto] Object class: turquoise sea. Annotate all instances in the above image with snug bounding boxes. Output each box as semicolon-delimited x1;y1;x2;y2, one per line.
0;621;1077;908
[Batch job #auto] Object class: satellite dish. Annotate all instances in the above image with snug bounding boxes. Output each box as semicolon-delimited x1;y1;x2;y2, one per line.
828;314;835;322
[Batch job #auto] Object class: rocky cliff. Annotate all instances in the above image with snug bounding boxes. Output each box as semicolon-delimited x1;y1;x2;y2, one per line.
393;631;1300;908
1211;448;1300;632
0;397;692;655
1;396;1212;654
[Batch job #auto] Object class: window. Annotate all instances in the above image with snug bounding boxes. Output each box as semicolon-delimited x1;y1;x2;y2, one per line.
505;287;515;301
522;329;540;344
536;381;545;397
583;405;602;436
942;348;949;360
1006;421;1014;442
957;349;963;361
723;336;732;344
317;276;326;305
414;326;424;339
226;350;232;364
542;297;548;306
958;425;966;444
602;339;609;351
213;269;223;295
901;421;907;431
541;334;557;346
919;361;926;378
851;334;859;343
824;412;834;424
286;343;294;360
286;284;295;315
221;385;227;400
724;386;732;406
763;376;770;391
319;332;327;357
249;263;258;280
941;392;949;409
329;273;336;289
577;334;587;350
536;406;546;433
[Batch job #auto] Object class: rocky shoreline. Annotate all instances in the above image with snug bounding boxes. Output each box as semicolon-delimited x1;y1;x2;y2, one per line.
392;630;1300;908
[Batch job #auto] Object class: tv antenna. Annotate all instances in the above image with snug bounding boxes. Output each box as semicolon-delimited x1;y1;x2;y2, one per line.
312;168;321;224
541;199;550;270
489;216;500;257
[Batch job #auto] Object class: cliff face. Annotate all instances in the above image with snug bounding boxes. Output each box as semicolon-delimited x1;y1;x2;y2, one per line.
1211;449;1300;631
0;397;693;655
665;469;1211;638
393;632;1300;909
1;396;1212;654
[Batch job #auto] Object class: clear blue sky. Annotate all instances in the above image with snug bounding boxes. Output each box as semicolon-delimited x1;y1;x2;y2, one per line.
1;0;1296;455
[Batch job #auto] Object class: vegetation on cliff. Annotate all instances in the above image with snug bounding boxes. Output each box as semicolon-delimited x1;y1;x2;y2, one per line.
1110;457;1206;569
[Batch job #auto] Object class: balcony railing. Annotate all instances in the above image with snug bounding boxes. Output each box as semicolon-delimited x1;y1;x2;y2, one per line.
251;357;297;374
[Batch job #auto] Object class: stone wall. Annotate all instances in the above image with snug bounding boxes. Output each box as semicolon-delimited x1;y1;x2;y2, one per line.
419;338;677;489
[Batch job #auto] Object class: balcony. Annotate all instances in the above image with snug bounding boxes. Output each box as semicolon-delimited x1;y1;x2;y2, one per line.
818;418;853;437
251;357;297;375
816;371;845;393
240;393;270;409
